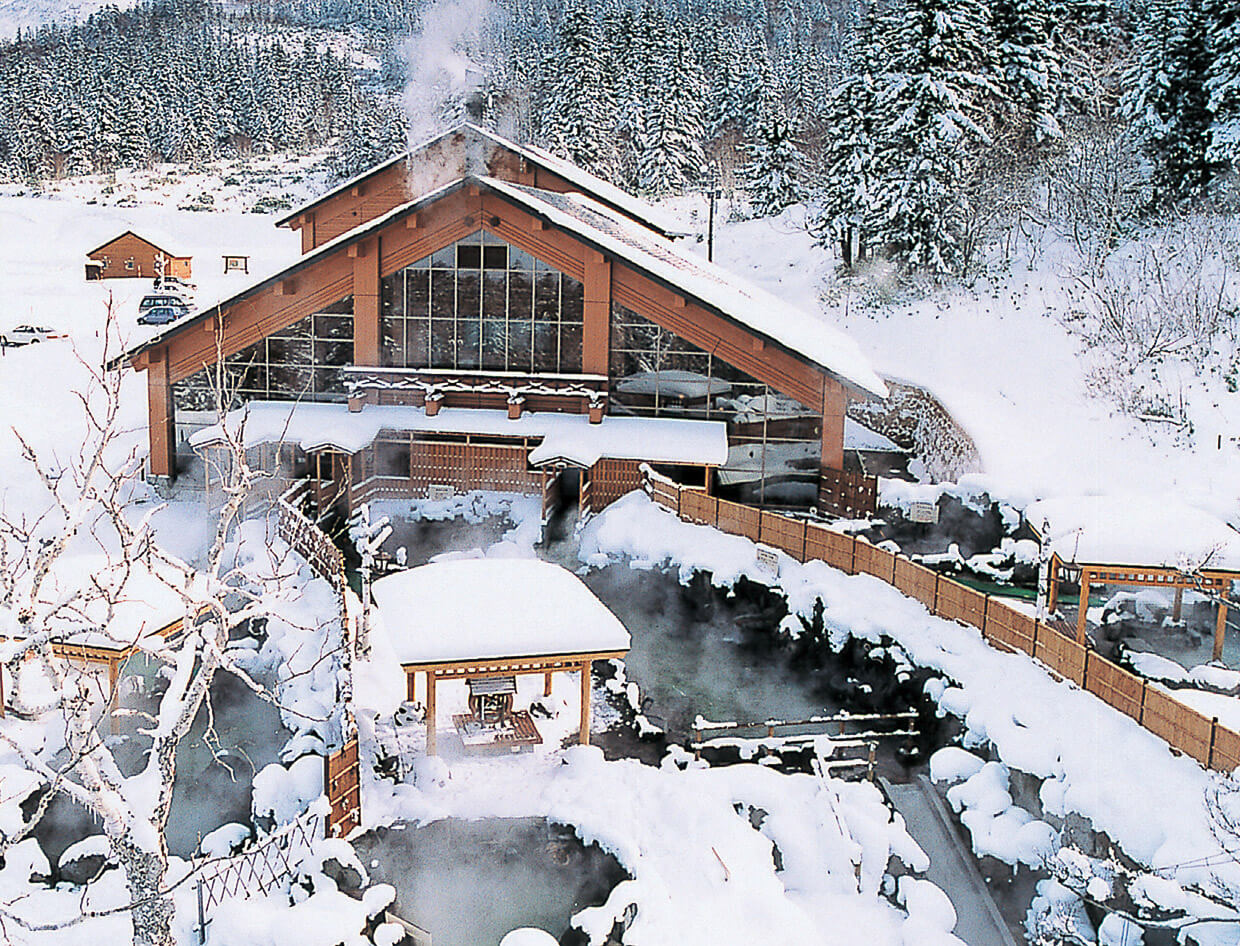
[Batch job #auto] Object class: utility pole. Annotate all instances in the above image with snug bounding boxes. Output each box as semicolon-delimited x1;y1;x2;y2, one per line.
706;162;721;263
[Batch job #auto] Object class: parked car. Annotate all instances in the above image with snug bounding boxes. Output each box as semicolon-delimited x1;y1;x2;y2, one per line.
154;275;195;294
138;305;190;326
1;325;67;346
138;292;191;314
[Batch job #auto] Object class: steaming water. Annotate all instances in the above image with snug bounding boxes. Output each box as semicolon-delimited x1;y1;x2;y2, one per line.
355;818;626;946
34;665;287;869
382;514;514;567
580;565;839;735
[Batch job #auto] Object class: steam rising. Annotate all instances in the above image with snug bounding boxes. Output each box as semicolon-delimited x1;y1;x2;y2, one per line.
401;0;509;147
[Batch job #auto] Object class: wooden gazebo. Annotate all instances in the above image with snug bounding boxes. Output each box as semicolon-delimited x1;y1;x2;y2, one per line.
371;559;630;755
1028;496;1240;659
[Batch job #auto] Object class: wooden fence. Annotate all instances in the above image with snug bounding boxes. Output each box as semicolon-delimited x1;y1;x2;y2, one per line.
641;468;1240;774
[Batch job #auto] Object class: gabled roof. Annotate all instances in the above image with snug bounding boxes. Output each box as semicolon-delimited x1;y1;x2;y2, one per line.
86;228;188;259
275;122;689;239
116;175;886;399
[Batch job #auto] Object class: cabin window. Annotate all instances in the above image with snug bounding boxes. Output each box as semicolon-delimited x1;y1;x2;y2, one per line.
172;297;355;412
125;258;135;270
609;303;823;508
381;231;583;374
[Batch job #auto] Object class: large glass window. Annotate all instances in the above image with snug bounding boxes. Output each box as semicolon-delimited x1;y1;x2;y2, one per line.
173;298;354;412
609;303;823;507
381;231;584;373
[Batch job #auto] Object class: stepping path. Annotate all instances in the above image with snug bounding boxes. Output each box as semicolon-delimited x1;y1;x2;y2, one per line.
881;775;1020;946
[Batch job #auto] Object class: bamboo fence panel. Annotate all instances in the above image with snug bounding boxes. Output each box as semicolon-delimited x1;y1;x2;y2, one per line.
894;558;939;612
680;489;719;526
1142;687;1213;766
854;541;897;583
936;580;988;629
1083;655;1145;721
1210;724;1240;772
760;511;806;560
982;600;1038;655
717;499;761;542
805;523;856;573
1035;631;1087;685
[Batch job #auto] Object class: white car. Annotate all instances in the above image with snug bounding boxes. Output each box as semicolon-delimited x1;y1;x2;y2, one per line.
154;275;196;295
1;325;67;346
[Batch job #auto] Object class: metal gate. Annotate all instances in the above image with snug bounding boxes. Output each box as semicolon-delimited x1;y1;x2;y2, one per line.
325;738;361;838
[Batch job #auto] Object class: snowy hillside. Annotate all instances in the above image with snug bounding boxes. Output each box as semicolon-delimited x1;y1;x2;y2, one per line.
700;202;1240;525
0;0;129;37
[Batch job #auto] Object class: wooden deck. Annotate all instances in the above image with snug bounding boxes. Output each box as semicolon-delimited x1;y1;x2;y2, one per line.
452;709;543;754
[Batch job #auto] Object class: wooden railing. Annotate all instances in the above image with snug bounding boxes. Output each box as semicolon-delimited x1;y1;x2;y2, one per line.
641;468;1240;774
276;480;347;625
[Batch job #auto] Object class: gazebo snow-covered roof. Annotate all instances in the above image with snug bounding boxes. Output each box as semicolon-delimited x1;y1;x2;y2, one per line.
1027;494;1240;571
372;559;630;754
373;559;629;666
1026;493;1240;656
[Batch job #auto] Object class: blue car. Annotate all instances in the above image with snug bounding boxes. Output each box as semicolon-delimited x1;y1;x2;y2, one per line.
138;304;190;326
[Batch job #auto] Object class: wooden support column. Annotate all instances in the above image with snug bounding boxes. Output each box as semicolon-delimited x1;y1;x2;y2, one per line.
543;671;553;697
108;659;120;735
821;379;846;472
1047;558;1060;614
146;347;177;479
1173;587;1184;623
579;660;592;746
300;213;317;254
1076;568;1091;645
406;668;417;704
1214;598;1228;662
352;237;381;366
426;669;437;756
582;252;611;376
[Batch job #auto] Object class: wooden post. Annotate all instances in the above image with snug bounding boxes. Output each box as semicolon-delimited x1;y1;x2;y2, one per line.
1047;558;1060;615
543;671;553;697
1214;597;1228;662
426;670;437;756
108;658;120;735
579;660;592;746
582;254;611;375
1076;569;1091;645
146;348;177;479
406;669;417;704
1173;586;1184;623
352;237;381;366
820;381;847;473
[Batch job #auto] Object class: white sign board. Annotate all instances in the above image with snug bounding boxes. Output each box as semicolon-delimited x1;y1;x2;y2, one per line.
427;484;456;502
755;545;780;578
908;501;939;524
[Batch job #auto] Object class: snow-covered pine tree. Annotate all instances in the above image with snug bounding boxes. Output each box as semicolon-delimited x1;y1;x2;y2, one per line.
636;23;707;196
1206;0;1240;172
1124;0;1221;203
992;0;1065;144
813;71;879;265
740;97;805;216
866;0;998;273
538;1;616;176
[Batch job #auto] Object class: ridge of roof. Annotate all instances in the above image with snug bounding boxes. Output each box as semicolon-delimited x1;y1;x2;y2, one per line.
274;122;688;239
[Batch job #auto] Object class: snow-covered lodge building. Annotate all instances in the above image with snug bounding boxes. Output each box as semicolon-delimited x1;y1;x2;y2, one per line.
117;124;888;515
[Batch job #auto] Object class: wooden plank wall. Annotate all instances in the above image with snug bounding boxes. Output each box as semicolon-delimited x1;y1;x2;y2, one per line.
639;468;1240;774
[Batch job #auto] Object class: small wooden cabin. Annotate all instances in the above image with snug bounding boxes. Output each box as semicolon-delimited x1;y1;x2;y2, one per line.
86;231;192;280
